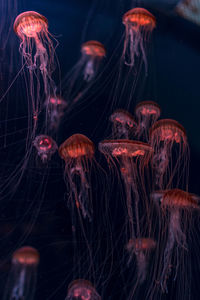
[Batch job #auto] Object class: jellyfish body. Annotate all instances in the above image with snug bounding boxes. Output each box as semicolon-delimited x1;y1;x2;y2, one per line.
135;101;161;141
150;119;189;190
110;109;137;139
33;134;57;162
66;279;101;300
99;139;152;246
122;8;156;73
126;238;156;283
44;95;67;131
152;189;199;292
3;246;40;300
59;134;95;221
14;11;57;123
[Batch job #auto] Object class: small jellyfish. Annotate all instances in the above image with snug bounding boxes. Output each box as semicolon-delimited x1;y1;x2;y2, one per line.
14;11;57;124
44;95;67;132
63;41;106;111
150;119;189;190
151;189;200;292
135;101;161;141
99;139;153;247
81;41;106;82
59;134;95;221
122;8;156;73
66;279;101;300
126;238;156;283
3;246;39;300
33;134;57;162
110;109;137;139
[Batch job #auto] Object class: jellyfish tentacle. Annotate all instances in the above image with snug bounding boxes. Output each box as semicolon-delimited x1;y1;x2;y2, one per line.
84;58;95;81
136;251;147;283
70;164;92;221
12;268;26;299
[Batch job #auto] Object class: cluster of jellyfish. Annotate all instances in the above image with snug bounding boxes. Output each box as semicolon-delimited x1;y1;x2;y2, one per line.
0;3;199;300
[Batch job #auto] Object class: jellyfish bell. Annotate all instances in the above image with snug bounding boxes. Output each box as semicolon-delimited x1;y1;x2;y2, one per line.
150;119;187;144
13;11;48;38
122;8;156;71
99;139;152;159
123;8;156;30
150;119;189;190
67;279;101;300
127;238;156;253
152;189;200;211
135;101;161;141
33;134;57;163
3;246;40;300
81;41;106;58
59;134;94;160
12;246;40;266
110;109;137;139
59;134;95;221
135;101;160;118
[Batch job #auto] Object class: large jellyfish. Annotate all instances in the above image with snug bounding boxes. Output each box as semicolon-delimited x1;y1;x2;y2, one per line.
59;134;95;221
122;8;156;73
33;134;57;163
66;279;101;300
63;41;106;111
151;189;200;293
135;101;161;141
3;246;40;300
99;139;153;250
109;109;137;139
150;119;189;190
14;11;57;124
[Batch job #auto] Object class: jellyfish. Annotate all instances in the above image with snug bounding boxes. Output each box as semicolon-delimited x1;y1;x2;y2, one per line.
150;119;189;190
44;95;67;132
81;41;106;82
59;134;95;221
109;109;137;139
66;279;101;300
99;139;153;250
3;246;39;300
63;41;106;111
33;134;57;162
151;189;200;292
126;238;156;283
135;101;161;141
14;11;57;123
122;8;156;73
